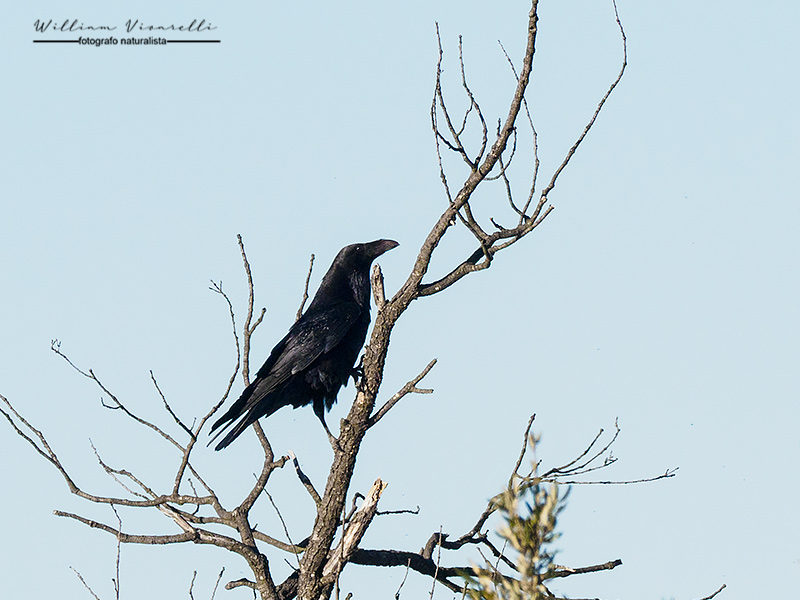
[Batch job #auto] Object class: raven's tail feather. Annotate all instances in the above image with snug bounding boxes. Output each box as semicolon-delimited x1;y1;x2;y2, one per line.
208;380;288;450
211;413;259;451
206;385;256;449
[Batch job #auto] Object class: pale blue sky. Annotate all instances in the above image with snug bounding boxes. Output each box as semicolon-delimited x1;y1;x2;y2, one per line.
2;2;798;599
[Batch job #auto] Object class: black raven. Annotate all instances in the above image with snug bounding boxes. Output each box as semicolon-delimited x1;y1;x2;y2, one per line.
210;239;398;450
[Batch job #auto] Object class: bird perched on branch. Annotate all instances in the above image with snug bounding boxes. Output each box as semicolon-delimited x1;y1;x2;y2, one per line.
210;239;399;450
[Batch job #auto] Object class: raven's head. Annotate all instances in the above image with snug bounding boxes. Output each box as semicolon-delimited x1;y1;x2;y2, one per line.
317;240;398;307
337;239;399;270
360;239;399;261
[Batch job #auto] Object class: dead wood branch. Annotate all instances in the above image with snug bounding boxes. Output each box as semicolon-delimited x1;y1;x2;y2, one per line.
322;479;388;585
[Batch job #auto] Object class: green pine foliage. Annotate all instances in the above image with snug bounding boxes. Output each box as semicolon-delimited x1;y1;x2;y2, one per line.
465;445;565;600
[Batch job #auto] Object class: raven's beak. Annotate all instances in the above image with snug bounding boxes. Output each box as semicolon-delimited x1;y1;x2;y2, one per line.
368;239;399;258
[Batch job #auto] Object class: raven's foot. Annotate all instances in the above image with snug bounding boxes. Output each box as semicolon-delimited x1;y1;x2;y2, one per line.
322;421;341;452
315;409;341;451
350;356;365;387
327;431;341;452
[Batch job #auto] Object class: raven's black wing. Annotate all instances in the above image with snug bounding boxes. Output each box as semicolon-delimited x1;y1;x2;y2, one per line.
209;301;361;445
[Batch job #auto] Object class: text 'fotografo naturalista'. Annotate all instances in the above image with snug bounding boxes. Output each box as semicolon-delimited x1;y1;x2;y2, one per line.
32;19;220;45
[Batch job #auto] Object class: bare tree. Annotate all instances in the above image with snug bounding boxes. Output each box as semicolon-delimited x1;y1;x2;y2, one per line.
0;2;695;600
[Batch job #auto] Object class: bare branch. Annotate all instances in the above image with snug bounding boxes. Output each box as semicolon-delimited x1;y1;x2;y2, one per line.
55;510;197;545
207;278;242;425
3;390;224;511
540;419;678;485
432;27;475;170
546;468;679;486
542;424;617;478
238;233;267;385
497;40;540;217
1;392;80;488
289;450;322;507
350;549;464;593
52;345;187;453
211;568;226;600
233;235;276;462
416;251;493;297
545;558;622;580
226;579;257;591
369;359;437;427
238;452;289;514
697;584;727;600
265;490;302;568
14;390;213;502
430;526;442;599
151;370;194;439
112;505;122;600
394;560;412;600
409;0;628;304
511;414;536;481
377;506;420;517
430;27;455;206
90;440;152;499
50;339;90;376
457;35;488;167
539;0;627;201
251;531;306;554
296;253;315;321
70;567;102;600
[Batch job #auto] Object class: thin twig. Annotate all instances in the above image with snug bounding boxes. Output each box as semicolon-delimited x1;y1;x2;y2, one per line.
52;344;187;453
210;568;225;600
235;234;275;460
697;584;727;600
265;490;302;568
111;505;122;600
188;571;197;600
70;567;101;600
457;35;488;167
205;279;242;433
289;450;322;507
377;506;420;517
539;0;627;201
541;420;619;478
545;468;679;485
498;40;540;217
237;234;266;386
511;414;536;481
296;253;315;321
151;370;194;439
90;439;152;499
429;526;443;600
394;560;412;600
